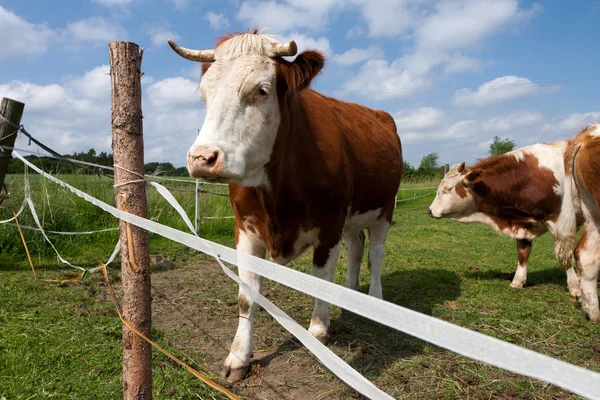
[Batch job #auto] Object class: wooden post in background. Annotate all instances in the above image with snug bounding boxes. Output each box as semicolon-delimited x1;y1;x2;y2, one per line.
0;98;25;191
109;41;152;400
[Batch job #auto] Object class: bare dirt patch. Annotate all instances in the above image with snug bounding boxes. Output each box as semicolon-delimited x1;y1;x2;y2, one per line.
150;257;361;400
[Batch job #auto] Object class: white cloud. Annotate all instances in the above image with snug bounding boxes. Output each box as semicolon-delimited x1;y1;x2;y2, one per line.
453;76;560;107
395;107;445;132
349;0;425;38
149;28;180;47
64;17;126;44
0;66;205;165
205;12;230;30
334;0;542;101
0;6;57;60
416;0;520;52
339;58;432;100
542;112;600;133
281;32;332;57
482;111;543;131
332;46;383;66
146;77;200;110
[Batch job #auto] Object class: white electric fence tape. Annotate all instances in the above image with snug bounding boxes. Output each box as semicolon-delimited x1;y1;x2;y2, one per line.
11;151;600;400
0;198;26;224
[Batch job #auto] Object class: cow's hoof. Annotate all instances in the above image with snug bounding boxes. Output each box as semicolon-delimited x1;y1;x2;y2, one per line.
509;282;524;289
568;287;582;301
222;364;250;383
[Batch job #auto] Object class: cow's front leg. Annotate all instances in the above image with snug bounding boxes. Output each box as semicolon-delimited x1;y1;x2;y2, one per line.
223;228;266;383
308;241;342;343
510;239;532;289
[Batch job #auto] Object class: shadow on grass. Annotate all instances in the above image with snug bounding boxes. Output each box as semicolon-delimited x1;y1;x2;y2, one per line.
253;268;462;382
464;264;566;289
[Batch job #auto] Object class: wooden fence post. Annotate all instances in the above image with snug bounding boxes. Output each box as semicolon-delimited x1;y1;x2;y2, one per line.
109;41;152;400
0;98;25;192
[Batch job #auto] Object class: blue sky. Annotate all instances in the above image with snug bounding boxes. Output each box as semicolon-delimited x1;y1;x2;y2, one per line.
1;0;599;168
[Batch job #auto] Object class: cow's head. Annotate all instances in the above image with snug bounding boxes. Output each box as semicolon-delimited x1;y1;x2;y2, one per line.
428;161;480;219
168;31;324;186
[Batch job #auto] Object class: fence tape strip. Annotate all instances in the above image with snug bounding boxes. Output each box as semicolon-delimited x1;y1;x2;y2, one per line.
0;198;26;224
396;191;436;203
13;151;600;400
4;223;119;235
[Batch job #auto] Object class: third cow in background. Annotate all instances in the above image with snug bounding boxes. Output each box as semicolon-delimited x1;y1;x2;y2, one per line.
428;140;583;300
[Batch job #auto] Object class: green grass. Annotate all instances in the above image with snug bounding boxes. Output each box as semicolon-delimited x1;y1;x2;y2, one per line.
1;173;599;399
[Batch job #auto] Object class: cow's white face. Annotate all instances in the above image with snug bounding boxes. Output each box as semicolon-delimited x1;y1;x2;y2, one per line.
188;55;280;186
428;162;477;219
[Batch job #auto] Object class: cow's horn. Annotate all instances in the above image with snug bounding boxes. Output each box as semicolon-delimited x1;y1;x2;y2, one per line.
272;40;298;57
168;39;215;62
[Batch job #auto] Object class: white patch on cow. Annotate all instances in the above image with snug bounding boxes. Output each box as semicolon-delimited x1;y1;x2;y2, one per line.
344;208;383;231
366;219;390;299
224;228;266;375
308;241;341;341
588;123;600;137
577;223;600;323
565;266;582;299
343;230;364;291
270;227;320;265
510;263;528;289
188;35;285;187
511;150;526;162
510;142;567;195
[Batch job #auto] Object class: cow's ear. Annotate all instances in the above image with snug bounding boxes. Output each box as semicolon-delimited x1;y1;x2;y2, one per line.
457;161;466;173
278;50;324;93
462;169;481;189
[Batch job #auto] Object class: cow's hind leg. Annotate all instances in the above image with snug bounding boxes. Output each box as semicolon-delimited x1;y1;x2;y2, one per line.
344;230;365;290
510;239;531;289
576;223;600;323
367;219;391;299
223;229;267;383
308;241;342;343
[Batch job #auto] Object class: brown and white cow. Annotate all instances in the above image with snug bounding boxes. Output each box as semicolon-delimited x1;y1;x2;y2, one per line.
554;123;600;323
427;142;582;298
168;31;403;382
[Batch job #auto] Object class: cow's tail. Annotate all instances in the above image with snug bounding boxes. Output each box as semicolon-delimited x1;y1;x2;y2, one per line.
554;141;582;269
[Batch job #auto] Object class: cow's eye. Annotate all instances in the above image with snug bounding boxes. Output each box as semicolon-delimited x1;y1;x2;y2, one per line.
255;87;269;100
444;187;453;193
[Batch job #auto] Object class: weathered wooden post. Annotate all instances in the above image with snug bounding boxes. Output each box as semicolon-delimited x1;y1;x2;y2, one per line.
0;98;25;191
109;41;152;399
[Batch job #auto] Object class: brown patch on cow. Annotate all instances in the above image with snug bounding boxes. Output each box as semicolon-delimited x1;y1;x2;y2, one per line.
466;152;561;231
238;294;251;316
573;129;600;212
516;239;532;266
455;183;467;199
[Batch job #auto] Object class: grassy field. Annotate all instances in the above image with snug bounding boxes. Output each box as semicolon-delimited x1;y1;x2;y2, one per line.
1;173;599;399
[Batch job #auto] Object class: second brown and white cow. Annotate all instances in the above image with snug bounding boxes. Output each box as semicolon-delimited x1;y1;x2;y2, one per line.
168;31;403;382
554;123;600;323
428;142;582;298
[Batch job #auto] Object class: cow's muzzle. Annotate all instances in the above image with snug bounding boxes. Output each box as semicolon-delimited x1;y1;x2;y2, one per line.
187;145;223;179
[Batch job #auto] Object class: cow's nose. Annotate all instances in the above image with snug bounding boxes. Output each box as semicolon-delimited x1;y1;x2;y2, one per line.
427;208;433;217
188;146;222;177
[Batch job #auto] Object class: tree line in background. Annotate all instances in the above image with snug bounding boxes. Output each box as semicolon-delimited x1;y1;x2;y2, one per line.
7;136;516;179
404;136;516;180
6;148;190;176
